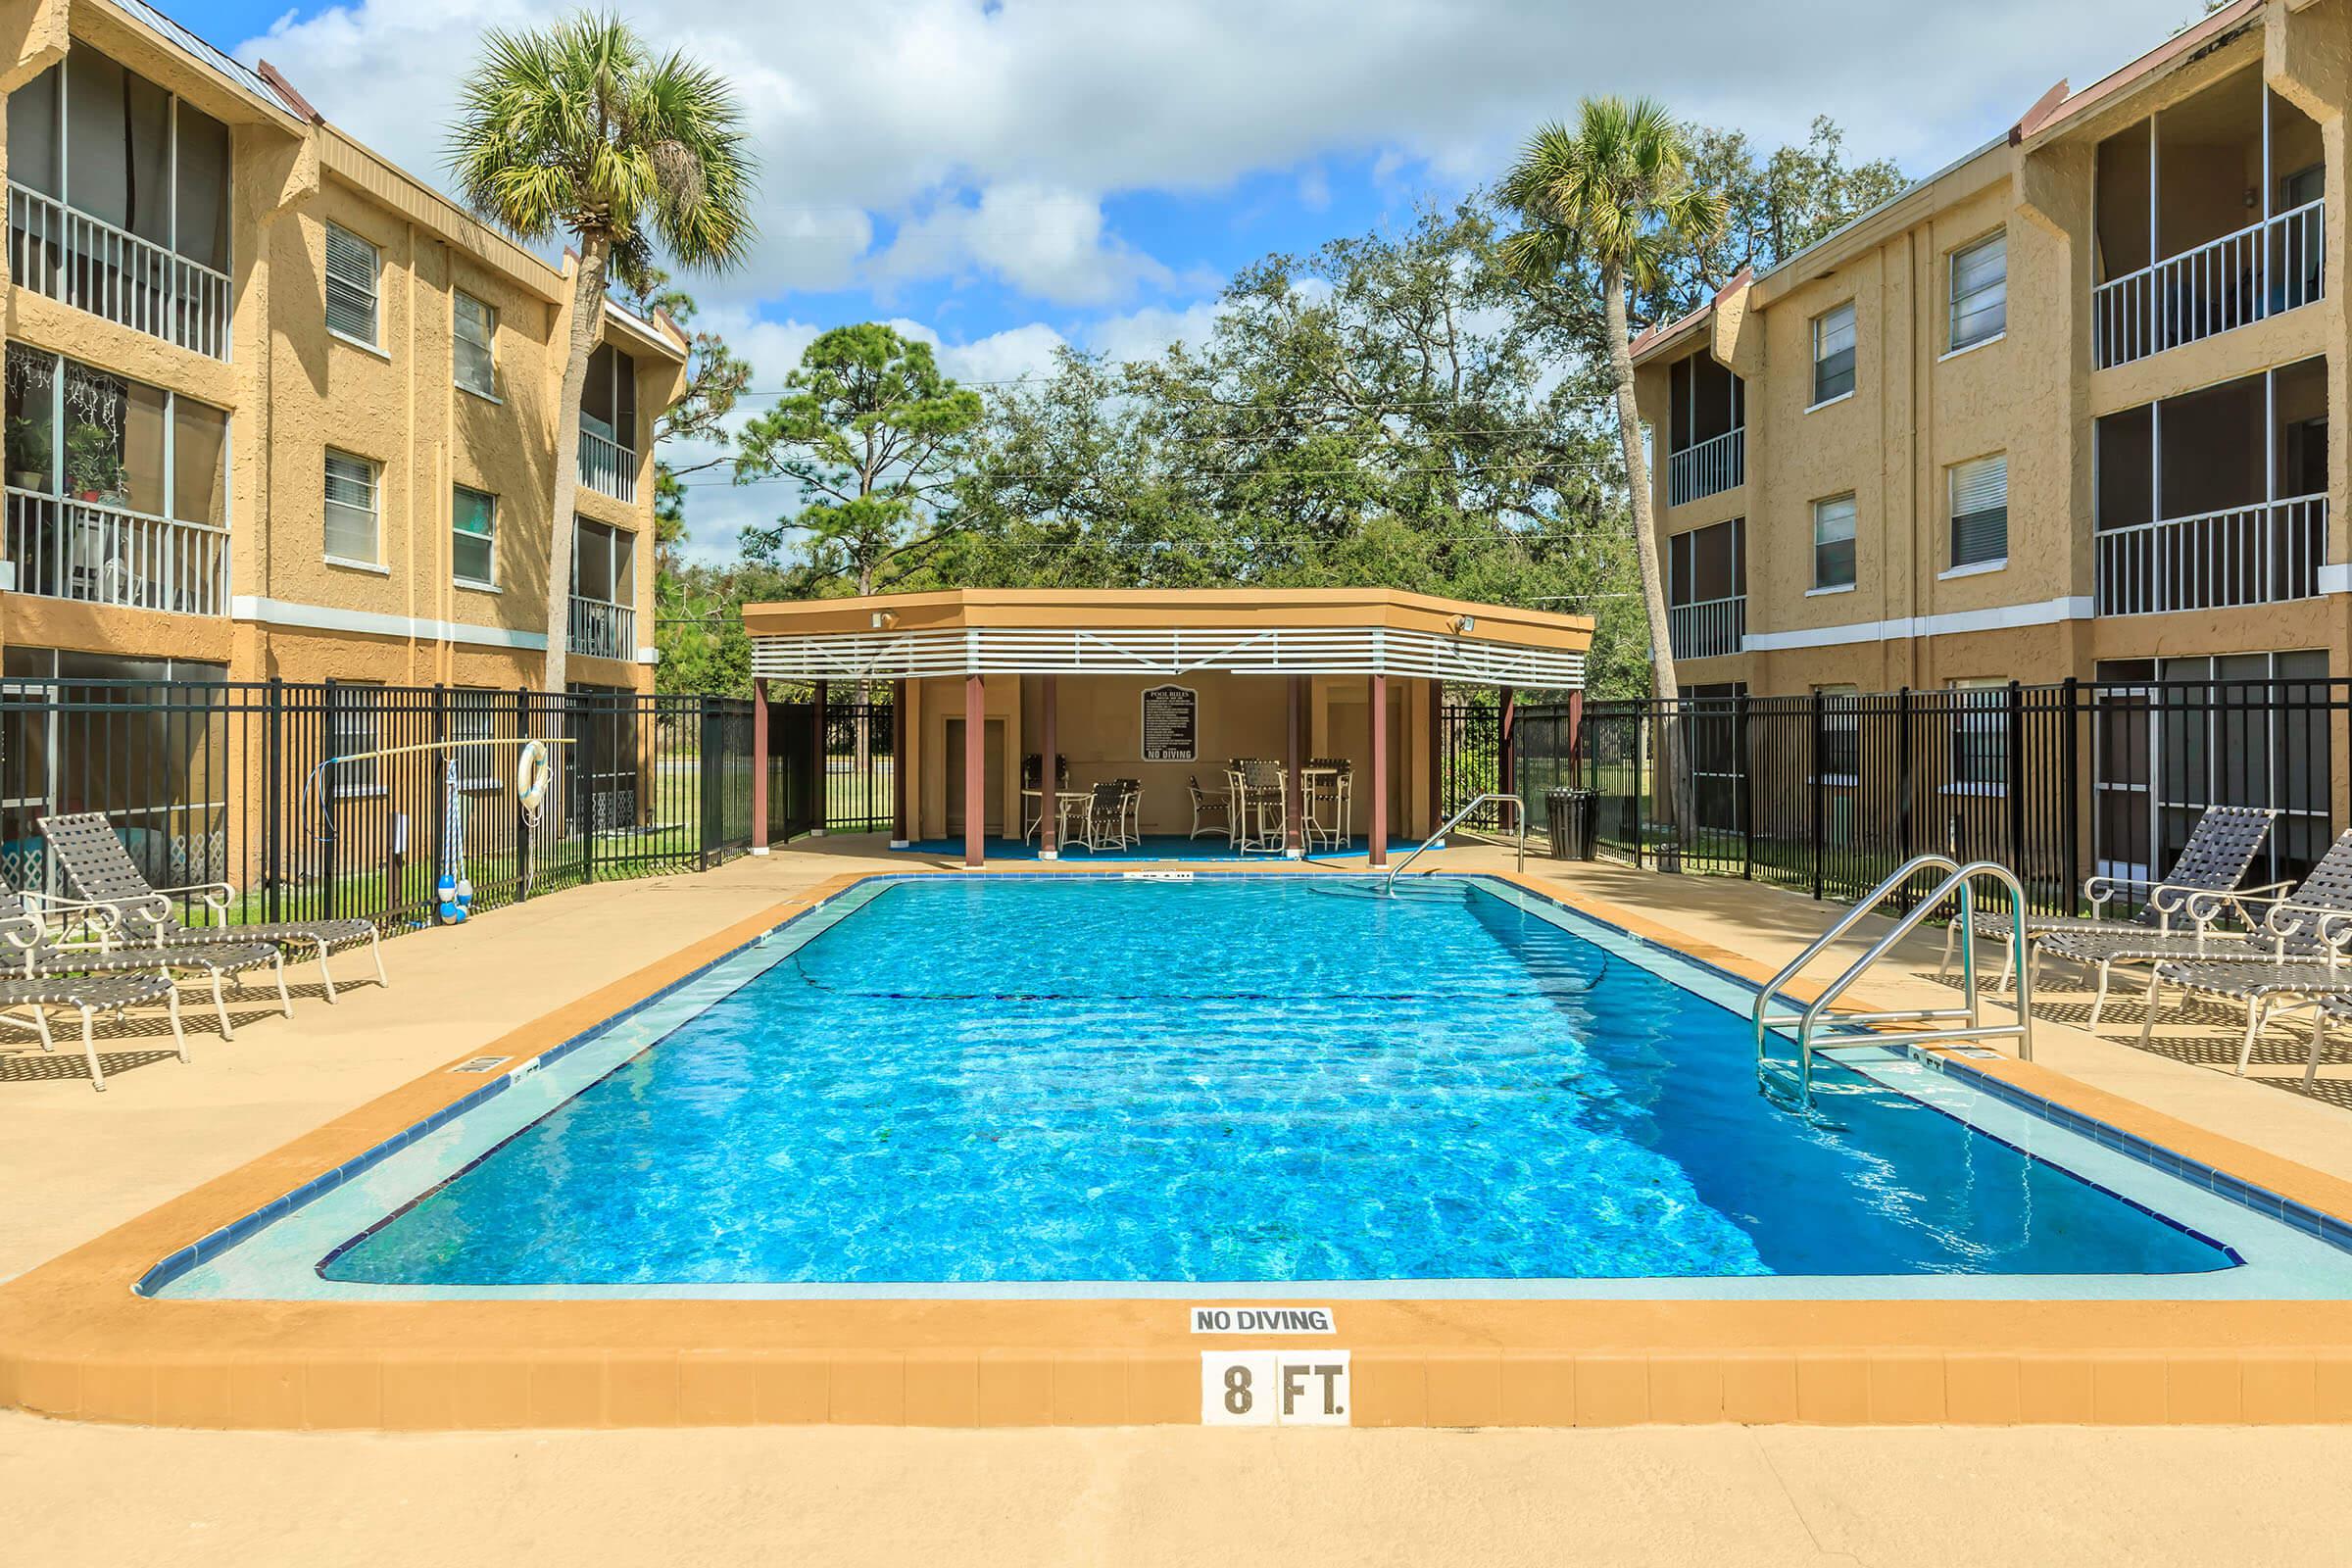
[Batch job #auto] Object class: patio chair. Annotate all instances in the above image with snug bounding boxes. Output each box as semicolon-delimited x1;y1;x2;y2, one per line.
1938;804;2280;993
0;905;186;1090
3;883;290;1041
2041;830;2352;1026
2137;844;2352;1074
39;810;386;1003
1301;759;1352;852
1065;783;1128;855
1112;779;1144;848
1187;775;1230;841
1230;760;1286;855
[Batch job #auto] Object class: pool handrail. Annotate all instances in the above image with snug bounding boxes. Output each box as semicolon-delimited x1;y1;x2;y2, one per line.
1382;793;1525;894
1751;855;2035;1105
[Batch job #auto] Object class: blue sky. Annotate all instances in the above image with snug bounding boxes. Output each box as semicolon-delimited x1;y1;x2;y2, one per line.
174;0;2196;556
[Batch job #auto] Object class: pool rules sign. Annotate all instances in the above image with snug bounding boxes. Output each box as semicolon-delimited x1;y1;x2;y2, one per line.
1141;684;1198;762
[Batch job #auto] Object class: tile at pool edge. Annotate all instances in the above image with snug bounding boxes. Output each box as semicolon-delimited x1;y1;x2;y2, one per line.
1053;1354;1128;1425
1720;1356;1797;1424
227;1360;302;1428
2016;1353;2095;1424
1496;1351;1576;1426
1865;1354;1946;1424
977;1353;1054;1426
1350;1352;1426;1427
604;1352;681;1427
1423;1352;1502;1427
1793;1355;1868;1424
1573;1355;1649;1426
677;1351;760;1425
2090;1354;2169;1424
527;1351;606;1427
905;1350;978;1426
1126;1353;1198;1425
2163;1355;2241;1424
151;1357;233;1429
2235;1354;2316;1424
75;1357;156;1426
1941;1354;2022;1425
1646;1355;1724;1424
302;1356;385;1429
753;1355;829;1424
829;1354;905;1424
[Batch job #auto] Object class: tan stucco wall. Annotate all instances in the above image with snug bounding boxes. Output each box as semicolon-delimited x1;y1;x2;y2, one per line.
1639;0;2352;699
0;6;680;691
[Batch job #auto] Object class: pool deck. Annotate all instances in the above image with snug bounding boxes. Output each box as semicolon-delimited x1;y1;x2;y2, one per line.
8;837;2352;1442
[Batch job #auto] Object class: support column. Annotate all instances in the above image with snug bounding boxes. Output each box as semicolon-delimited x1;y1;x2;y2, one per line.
1369;673;1389;868
890;678;909;848
809;680;827;837
1498;684;1517;808
1566;689;1585;776
963;673;986;869
1426;679;1444;837
1285;675;1303;858
750;677;770;856
1039;674;1059;859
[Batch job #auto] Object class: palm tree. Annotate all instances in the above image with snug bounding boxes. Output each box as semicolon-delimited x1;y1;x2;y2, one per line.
1497;98;1725;846
448;12;754;693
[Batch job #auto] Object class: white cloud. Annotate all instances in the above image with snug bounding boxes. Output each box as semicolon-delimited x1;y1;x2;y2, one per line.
243;0;2194;312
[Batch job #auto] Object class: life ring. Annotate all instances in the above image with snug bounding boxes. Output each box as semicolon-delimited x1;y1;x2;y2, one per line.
516;740;553;815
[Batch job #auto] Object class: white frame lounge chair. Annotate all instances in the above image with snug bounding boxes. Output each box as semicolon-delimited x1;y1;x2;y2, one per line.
4;883;290;1041
40;810;386;1003
0;905;185;1090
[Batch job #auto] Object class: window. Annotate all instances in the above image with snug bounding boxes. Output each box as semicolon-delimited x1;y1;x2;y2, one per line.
453;484;497;587
1948;233;2006;350
323;449;380;564
572;518;636;603
324;222;380;346
1950;678;2008;792
451;690;503;790
1815;684;1860;782
1811;302;1855;404
453;291;497;397
1948;454;2008;568
1812;494;1856;589
327;685;384;798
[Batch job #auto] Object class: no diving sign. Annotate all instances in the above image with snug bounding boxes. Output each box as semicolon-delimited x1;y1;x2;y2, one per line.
1200;1350;1351;1426
1189;1305;1334;1335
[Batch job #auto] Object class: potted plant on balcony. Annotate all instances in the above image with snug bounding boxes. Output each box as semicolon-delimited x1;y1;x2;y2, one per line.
64;421;122;502
6;416;48;491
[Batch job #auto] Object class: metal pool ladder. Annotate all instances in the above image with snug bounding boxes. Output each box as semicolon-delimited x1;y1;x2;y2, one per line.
1751;854;2034;1106
1383;793;1525;894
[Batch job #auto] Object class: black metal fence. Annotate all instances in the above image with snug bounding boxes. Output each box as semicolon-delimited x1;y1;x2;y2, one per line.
0;678;771;939
1511;677;2346;917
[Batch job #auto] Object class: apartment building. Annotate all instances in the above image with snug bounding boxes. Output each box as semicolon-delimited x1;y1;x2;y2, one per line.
0;0;684;699
1633;0;2350;878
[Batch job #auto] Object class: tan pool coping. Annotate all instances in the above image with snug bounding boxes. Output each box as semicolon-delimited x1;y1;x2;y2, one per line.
6;861;2352;1430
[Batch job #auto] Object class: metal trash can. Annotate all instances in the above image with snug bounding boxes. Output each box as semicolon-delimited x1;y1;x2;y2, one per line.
1546;787;1597;860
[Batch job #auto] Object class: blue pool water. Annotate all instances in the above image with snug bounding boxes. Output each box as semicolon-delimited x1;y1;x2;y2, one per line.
320;876;2232;1287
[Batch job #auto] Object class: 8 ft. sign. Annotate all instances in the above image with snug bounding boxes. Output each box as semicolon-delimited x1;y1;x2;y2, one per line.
1200;1350;1352;1426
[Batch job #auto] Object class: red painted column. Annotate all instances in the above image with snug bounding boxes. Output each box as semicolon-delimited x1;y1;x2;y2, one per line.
1039;674;1059;859
1369;672;1389;867
1285;675;1303;858
750;676;770;856
1498;684;1517;809
809;679;828;837
890;678;909;847
963;673;986;868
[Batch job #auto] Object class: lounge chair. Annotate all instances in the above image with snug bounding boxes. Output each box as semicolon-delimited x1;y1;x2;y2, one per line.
4;883;290;1041
1065;782;1128;855
0;905;186;1090
2138;848;2352;1074
1939;804;2280;992
2039;829;2352;1026
39;811;386;1002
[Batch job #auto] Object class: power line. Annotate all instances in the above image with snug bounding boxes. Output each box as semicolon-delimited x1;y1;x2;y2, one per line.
683;457;1605;489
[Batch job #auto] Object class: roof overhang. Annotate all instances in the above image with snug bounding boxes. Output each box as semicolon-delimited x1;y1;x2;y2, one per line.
743;589;1592;689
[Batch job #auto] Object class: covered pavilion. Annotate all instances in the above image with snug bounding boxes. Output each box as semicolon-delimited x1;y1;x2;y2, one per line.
740;587;1592;867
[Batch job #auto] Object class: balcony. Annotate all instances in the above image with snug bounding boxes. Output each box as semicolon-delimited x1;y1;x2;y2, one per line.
2094;494;2326;616
3;488;228;616
577;427;637;504
8;185;232;360
567;594;636;661
2091;65;2325;370
2093;201;2325;369
2093;358;2327;616
1668;425;1742;507
1668;594;1745;660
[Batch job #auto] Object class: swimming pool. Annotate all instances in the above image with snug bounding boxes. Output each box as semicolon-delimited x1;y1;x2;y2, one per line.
147;873;2352;1301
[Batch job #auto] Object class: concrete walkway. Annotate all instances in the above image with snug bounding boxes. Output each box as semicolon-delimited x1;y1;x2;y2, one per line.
7;835;2352;1564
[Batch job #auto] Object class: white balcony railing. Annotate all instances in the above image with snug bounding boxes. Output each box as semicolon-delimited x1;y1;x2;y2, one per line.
7;184;232;360
567;594;636;661
1668;426;1743;507
2094;493;2327;616
3;487;228;616
577;427;637;504
1667;594;1745;660
2092;200;2325;370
